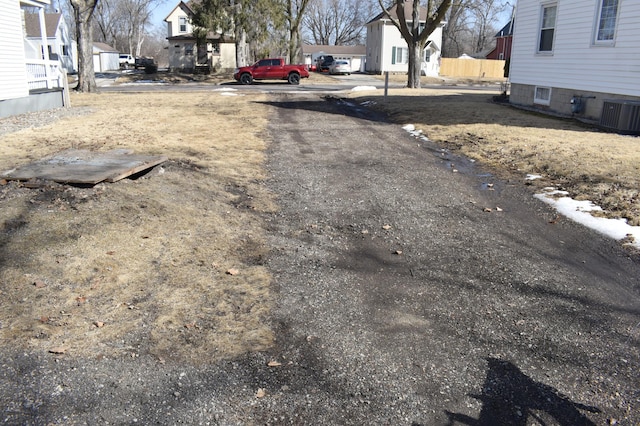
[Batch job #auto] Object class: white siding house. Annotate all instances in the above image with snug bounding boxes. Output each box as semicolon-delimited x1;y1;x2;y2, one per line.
164;1;236;73
0;0;30;103
509;0;640;130
0;0;67;118
365;3;444;77
24;12;76;74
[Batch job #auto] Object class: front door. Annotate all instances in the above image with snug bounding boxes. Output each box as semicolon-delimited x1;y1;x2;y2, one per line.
197;44;208;66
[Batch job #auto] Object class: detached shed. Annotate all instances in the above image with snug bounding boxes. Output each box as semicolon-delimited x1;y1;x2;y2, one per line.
93;42;119;72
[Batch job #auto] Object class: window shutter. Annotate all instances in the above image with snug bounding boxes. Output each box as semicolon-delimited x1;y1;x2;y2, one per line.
391;47;396;65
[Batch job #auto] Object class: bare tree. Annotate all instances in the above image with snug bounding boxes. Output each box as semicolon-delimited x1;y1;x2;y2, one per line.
469;0;508;53
442;0;473;57
93;0;118;47
377;0;451;88
285;0;312;63
70;0;98;92
303;0;371;45
93;0;162;56
442;0;509;57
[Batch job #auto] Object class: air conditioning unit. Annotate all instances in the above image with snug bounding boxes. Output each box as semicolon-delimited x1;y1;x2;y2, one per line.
600;100;640;135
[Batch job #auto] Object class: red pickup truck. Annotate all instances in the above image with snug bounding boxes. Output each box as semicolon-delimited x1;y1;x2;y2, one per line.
233;58;309;85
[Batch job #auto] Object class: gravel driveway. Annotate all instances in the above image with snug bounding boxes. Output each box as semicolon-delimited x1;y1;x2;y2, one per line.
261;94;639;425
1;93;638;425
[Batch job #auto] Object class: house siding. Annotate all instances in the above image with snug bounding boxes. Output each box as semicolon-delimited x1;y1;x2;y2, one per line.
365;19;442;76
510;0;640;119
165;1;236;71
0;0;29;101
165;4;194;39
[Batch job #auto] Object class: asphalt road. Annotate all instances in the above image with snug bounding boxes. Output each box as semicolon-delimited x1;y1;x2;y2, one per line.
1;92;638;425
95;71;392;94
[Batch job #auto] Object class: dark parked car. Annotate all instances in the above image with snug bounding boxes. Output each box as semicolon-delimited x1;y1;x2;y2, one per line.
316;55;334;72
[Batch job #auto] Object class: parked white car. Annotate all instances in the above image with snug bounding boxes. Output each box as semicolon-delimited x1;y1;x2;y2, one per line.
329;60;351;75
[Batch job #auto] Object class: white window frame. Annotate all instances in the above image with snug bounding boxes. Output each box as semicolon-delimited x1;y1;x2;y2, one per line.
534;86;552;105
397;47;408;64
537;3;557;54
594;0;619;45
179;16;187;33
391;46;408;65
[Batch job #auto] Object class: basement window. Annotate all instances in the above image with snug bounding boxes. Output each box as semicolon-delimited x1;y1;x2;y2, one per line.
534;86;552;105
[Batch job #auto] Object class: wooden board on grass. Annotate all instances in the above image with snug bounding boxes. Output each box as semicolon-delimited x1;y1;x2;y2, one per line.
2;149;168;185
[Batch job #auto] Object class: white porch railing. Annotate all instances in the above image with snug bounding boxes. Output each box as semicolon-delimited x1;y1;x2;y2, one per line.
26;60;63;91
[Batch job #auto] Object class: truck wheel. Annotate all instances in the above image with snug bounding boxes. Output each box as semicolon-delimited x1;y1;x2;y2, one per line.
288;73;300;85
240;73;253;85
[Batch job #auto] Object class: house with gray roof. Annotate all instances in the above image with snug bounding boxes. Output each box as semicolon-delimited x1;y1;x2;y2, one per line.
24;12;76;74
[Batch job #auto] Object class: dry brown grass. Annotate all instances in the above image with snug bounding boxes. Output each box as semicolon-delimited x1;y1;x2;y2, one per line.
371;72;507;87
0;91;276;363
349;87;640;226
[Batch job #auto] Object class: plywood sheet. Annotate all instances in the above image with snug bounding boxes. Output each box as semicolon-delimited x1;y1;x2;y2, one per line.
2;149;168;185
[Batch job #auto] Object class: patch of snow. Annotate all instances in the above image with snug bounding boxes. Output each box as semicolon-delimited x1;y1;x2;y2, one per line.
534;190;640;249
402;124;429;140
351;86;378;92
214;88;237;92
526;174;543;180
220;92;239;96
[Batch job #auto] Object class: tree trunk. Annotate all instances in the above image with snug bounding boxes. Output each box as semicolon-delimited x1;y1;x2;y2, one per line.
236;28;248;67
288;26;301;64
71;0;97;92
407;41;421;88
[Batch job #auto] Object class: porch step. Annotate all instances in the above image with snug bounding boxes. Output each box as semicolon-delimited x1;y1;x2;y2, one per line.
195;65;211;74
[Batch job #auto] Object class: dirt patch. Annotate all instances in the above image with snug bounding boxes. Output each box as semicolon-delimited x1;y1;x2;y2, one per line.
0;92;276;363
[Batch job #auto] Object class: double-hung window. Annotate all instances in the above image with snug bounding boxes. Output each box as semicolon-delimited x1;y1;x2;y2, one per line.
538;3;557;52
391;46;408;64
179;16;187;33
595;0;619;43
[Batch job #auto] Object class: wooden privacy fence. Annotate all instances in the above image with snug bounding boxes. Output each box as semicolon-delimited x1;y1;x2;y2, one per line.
440;58;506;79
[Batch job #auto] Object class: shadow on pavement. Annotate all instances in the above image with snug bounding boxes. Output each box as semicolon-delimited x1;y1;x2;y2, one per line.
444;358;600;426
